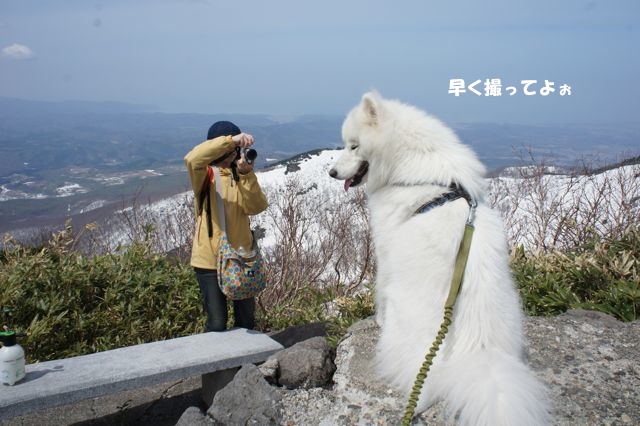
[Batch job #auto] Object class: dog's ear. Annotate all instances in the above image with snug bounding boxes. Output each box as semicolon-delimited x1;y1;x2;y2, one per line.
361;91;382;126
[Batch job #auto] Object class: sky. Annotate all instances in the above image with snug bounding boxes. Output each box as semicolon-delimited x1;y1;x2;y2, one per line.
1;0;639;125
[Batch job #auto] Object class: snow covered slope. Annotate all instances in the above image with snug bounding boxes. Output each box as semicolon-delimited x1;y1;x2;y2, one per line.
105;149;639;253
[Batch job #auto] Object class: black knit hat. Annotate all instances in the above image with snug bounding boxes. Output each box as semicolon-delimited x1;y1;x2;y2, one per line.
207;120;241;140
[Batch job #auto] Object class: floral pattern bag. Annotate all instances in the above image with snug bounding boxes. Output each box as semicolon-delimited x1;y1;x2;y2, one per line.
217;233;266;300
212;166;267;300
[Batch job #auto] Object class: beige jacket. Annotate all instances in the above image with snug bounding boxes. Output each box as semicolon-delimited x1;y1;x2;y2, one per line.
184;135;268;269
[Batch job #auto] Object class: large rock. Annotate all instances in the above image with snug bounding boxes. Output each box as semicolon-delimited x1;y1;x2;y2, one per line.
268;322;328;348
268;336;336;389
278;318;447;425
279;310;640;425
526;309;639;425
175;406;213;426
207;364;282;425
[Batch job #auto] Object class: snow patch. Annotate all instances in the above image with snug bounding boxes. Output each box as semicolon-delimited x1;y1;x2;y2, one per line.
56;183;88;197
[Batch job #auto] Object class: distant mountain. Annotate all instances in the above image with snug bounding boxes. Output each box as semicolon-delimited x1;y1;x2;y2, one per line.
451;122;640;168
0;100;343;235
2;97;638;179
0;98;341;178
1;97;638;238
0;97;154;117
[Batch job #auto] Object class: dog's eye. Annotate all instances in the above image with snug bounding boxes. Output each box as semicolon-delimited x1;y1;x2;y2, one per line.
350;145;358;151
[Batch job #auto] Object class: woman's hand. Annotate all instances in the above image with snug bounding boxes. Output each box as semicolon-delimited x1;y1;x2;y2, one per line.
236;155;254;175
232;133;254;148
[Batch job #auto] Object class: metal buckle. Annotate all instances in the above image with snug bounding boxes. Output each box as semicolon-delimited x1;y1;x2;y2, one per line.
466;199;478;226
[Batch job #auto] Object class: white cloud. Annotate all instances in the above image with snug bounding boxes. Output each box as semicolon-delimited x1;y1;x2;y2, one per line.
2;43;34;60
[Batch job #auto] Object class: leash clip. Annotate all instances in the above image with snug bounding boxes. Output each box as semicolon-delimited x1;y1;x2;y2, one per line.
466;199;478;226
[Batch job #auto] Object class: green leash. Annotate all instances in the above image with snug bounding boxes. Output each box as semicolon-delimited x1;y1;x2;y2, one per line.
401;205;476;426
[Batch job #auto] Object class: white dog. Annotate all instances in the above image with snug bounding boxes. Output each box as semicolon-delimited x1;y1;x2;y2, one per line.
329;91;550;425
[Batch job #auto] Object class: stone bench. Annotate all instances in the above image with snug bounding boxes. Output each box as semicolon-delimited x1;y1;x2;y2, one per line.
0;329;283;420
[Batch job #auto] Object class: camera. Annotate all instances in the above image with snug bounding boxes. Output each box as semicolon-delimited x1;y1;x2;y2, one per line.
235;147;258;165
244;148;257;164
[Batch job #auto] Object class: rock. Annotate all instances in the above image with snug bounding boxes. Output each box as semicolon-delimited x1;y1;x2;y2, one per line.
207;364;282;425
525;310;639;425
270;336;336;389
282;318;437;425
174;311;638;425
268;322;328;348
560;308;626;329
175;406;214;426
258;357;279;384
279;312;640;425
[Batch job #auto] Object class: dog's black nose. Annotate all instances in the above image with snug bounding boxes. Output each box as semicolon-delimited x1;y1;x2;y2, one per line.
329;169;338;178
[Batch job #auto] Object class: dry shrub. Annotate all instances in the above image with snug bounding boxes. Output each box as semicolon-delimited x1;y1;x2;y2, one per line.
81;191;196;261
254;176;374;313
70;173;375;323
489;154;639;252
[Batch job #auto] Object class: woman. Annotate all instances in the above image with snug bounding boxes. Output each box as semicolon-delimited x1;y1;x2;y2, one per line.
184;121;268;331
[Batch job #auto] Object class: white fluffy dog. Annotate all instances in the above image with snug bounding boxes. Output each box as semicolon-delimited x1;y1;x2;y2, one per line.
329;92;550;425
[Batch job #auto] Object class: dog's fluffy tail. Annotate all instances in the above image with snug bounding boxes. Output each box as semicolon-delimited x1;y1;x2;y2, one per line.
418;350;551;426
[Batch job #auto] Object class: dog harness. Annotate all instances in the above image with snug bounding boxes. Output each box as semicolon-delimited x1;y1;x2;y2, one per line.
401;183;477;426
414;183;473;215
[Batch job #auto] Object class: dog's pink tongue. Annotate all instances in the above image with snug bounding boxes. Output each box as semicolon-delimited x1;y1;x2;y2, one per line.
344;178;353;192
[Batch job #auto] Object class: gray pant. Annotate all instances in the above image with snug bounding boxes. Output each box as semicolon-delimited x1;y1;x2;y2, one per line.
194;267;256;332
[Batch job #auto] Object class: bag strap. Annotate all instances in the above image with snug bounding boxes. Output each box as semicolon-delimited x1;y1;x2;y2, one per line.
212;166;257;253
198;166;216;238
212;166;228;234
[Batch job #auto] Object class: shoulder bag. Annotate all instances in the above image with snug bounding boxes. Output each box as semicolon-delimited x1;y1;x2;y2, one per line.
212;167;267;300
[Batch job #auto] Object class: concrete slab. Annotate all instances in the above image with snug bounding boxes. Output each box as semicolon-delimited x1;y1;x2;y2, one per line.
2;376;202;426
0;329;283;419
